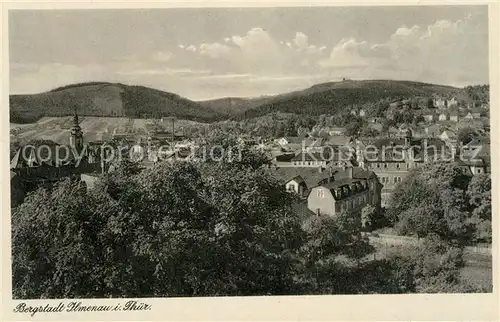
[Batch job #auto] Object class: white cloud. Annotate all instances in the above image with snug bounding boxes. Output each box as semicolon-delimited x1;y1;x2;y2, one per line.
186;45;197;52
319;14;487;85
178;44;185;49
152;51;173;62
293;32;309;50
320;38;370;68
199;42;232;59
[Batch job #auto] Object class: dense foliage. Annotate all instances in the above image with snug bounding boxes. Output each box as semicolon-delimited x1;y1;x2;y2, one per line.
12;136;488;298
387;163;491;244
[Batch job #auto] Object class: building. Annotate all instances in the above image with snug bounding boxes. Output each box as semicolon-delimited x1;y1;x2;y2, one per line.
277;136;313;152
438;112;448;121
10;112;110;205
434;98;446;108
422;110;435;122
274;167;337;198
424;124;441;137
328;127;347;136
306;166;381;217
447;97;458;108
355;128;456;207
449;111;459;122
359;109;367;117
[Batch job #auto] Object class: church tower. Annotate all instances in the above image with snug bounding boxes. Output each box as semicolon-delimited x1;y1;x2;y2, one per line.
69;111;84;151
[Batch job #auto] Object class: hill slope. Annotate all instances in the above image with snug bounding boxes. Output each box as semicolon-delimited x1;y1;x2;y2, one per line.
232;80;461;120
197;96;276;116
10;82;222;123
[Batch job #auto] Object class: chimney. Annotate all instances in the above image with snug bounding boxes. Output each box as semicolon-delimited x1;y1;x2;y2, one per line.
328;167;333;183
348;166;353;179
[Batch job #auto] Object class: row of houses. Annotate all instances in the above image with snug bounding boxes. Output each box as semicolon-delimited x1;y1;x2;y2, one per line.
419;109;483;123
270;128;490;208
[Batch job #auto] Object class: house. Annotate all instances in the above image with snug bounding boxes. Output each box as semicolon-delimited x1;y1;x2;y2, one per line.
368;123;383;133
471;110;482;119
440;130;457;142
455;156;488;175
447;97;458;108
434;98;446;108
10;113;111;203
304;138;327;153
274;167;336;198
277;136;313;152
424;124;441;137
350;110;357;116
355;129;455;207
285;176;307;196
389;100;403;109
290;151;331;168
464;112;474;120
80;173;101;190
387;126;400;137
328;127;347;136
368;117;381;123
438;112;448;121
359;109;367;117
307;166;381;216
422;110;435;122
326;135;351;148
297;127;310;137
449;111;459;122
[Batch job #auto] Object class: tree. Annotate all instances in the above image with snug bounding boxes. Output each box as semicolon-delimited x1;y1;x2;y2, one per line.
466;174;492;243
458;127;478;144
345;117;366;138
361;205;376;231
388;163;473;243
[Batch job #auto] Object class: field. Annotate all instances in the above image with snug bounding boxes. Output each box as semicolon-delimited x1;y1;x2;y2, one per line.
10;117;205;146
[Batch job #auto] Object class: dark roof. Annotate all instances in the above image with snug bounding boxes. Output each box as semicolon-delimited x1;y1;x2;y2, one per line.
290;176;305;184
273;167;333;188
275;153;296;162
319;178;370;200
11;143;82;169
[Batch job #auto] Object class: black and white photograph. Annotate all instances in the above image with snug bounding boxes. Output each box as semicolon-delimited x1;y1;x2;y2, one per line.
5;3;494;306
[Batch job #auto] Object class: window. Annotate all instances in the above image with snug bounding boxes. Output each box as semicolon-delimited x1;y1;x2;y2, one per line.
477;168;482;174
384;163;388;168
396;163;400;169
317;189;325;198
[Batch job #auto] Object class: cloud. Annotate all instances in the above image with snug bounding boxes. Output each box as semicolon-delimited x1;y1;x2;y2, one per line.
186;45;197;52
293;32;309;51
320;38;370;68
319;14;488;85
199;42;232;59
152;51;173;62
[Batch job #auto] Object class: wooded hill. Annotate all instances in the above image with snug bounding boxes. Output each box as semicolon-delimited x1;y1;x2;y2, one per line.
10;80;488;124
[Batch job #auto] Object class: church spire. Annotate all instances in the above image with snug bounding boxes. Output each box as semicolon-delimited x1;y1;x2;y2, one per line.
70;108;83;151
73;109;80;127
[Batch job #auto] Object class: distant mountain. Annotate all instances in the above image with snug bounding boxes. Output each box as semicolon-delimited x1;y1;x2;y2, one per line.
10;82;223;123
197;96;275;116
231;80;461;120
10;80;471;124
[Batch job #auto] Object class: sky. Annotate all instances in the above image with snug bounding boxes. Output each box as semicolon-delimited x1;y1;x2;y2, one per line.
9;6;489;100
